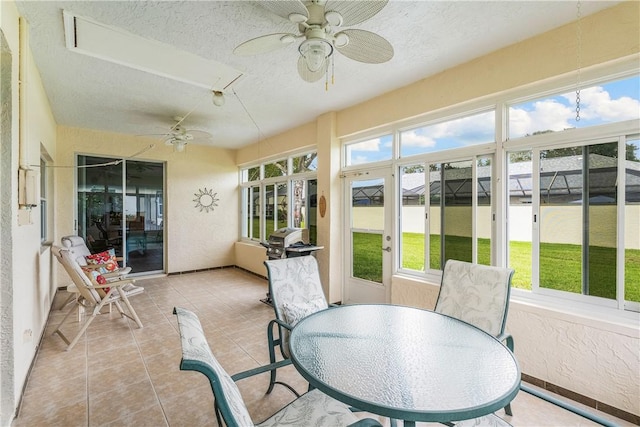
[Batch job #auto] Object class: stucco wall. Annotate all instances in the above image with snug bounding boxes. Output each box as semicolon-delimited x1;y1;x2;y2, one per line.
55;127;239;279
0;1;58;423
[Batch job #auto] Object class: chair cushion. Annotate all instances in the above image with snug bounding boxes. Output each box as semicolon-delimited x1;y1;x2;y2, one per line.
256;388;359;427
281;297;327;326
85;249;119;274
81;266;110;294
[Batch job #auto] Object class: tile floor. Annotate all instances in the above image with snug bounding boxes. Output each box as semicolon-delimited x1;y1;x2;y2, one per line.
12;268;635;427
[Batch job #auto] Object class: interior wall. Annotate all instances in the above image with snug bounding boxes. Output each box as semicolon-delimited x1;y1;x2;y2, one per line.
55;127;239;278
0;22;16;427
235;1;640;417
0;1;58;424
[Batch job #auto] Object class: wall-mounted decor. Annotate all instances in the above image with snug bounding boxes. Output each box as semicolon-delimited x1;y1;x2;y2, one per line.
193;187;219;213
319;193;326;218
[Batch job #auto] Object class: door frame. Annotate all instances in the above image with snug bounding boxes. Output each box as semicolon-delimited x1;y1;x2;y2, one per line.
342;169;394;304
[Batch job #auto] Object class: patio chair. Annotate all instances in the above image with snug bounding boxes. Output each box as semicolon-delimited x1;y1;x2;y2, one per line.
435;259;515;416
61;235;132;277
59;235;143;315
263;255;332;395
52;245;144;351
173;306;382;427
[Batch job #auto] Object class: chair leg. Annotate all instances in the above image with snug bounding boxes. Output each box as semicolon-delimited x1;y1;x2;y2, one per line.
118;292;144;328
266;320;279;394
504;403;513;416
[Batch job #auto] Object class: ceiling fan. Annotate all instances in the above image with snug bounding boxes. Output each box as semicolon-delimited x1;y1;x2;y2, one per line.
161;116;212;152
233;0;394;83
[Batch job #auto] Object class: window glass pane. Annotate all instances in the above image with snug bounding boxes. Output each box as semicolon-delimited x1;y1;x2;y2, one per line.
247;166;260;182
508;151;533;290
443;160;473;264
400;164;425;272
538;142;618;299
251;186;261;240
345;134;392;166
509;75;640;139
400;111;495;158
276;182;288;230
477;156;492;265
40;158;46;242
429;164;442;270
626;138;640;303
351;178;384;283
265;184;275;234
306;179;318;244
264;160;287;178
293;153;318;173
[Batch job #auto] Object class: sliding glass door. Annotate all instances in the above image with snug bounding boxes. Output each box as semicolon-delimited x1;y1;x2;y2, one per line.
77;156;164;274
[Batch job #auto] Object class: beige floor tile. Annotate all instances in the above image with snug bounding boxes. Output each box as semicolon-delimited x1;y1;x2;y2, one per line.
11;268;637;427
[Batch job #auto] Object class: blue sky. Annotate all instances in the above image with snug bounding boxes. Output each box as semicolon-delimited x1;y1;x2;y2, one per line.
347;75;640;165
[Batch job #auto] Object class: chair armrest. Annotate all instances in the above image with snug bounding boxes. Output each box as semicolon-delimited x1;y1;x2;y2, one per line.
496;332;514;352
348;418;383;427
82;264;107;271
90;279;135;289
230;359;293;382
270;318;293;331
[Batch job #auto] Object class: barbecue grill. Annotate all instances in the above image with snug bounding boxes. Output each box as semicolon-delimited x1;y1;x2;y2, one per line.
261;227;324;304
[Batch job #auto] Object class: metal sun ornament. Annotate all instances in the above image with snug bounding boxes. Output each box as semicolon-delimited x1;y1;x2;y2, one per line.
193;187;219;213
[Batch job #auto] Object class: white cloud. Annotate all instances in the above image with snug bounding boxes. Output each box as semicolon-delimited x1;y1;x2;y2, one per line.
401;131;436;147
348;138;381;152
561;86;640;121
402;111;495;147
510;84;639;137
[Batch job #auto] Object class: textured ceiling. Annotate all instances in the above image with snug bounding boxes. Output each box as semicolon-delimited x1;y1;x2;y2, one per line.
15;1;620;150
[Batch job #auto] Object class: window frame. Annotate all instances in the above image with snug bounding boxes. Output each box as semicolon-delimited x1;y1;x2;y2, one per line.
340;58;639;316
240;150;318;243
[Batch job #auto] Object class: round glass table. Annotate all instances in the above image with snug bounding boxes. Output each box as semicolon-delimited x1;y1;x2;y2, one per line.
289;304;520;425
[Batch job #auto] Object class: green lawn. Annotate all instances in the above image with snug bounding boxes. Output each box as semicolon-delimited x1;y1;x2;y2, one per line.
381;232;639;302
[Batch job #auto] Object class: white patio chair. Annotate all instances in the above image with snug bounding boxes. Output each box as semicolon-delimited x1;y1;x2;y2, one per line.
263;255;332;395
52;245;144;351
435;259;515;417
174;306;382;427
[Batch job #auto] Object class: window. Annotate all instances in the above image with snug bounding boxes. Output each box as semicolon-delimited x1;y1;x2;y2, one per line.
399;156;493;275
400;110;495;158
508;74;640;139
345;134;393;166
40;156;47;243
241;151;318;243
341;68;638;313
507;136;639;308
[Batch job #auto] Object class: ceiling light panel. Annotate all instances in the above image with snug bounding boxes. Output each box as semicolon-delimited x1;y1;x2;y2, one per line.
63;11;243;91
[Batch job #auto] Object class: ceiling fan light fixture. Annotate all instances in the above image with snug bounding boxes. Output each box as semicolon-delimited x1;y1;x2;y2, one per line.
212;90;225;107
299;39;333;72
174;140;187;152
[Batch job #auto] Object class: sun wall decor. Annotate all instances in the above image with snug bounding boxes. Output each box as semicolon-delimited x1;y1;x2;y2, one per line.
193;187;219;213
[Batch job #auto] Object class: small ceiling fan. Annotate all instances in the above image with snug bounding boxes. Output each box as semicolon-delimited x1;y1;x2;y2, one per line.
234;0;394;83
161;116;212;152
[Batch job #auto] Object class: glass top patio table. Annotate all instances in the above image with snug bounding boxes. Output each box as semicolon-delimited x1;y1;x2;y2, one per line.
289;304;520;426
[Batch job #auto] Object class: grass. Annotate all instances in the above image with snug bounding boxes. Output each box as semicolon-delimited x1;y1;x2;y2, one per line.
395;232;639;302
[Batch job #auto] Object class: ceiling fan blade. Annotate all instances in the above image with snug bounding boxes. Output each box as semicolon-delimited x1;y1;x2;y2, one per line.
234;33;296;56
297;56;327;82
335;29;393;64
258;0;309;22
324;0;388;26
